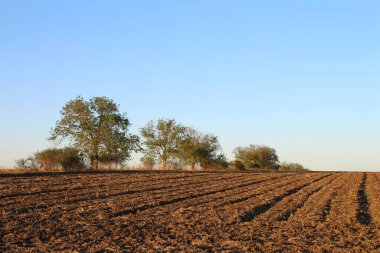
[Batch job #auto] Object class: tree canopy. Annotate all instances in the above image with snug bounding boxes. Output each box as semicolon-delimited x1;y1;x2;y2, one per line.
13;95;311;172
35;148;62;169
35;147;85;170
279;162;309;172
233;145;279;170
140;119;186;169
49;96;139;169
178;128;223;170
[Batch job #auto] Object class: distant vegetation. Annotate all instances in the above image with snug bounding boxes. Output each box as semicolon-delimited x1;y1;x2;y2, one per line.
279;162;310;172
232;145;279;170
35;147;85;170
49;96;139;169
140;119;227;170
15;96;309;172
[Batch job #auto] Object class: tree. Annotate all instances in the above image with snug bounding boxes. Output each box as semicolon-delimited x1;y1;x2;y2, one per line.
140;154;156;169
59;147;85;170
140;119;186;169
230;160;245;170
99;129;140;169
17;148;85;171
201;153;229;169
279;162;309;172
35;148;61;169
233;145;279;170
15;158;28;169
178;128;222;170
49;96;139;169
15;156;40;169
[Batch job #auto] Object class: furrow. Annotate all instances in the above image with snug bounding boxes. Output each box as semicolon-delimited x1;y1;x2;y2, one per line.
111;175;279;218
239;174;331;222
366;173;380;224
275;174;339;222
9;174;252;214
319;185;341;222
356;173;371;225
216;175;305;208
0;173;209;199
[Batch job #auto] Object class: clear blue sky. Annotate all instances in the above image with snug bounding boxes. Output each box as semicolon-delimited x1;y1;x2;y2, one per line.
1;1;379;171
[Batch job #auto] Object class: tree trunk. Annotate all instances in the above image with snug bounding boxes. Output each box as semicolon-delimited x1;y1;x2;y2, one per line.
191;160;196;170
92;159;99;170
162;159;167;170
94;141;101;170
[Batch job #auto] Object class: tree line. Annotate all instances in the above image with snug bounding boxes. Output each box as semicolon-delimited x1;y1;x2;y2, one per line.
16;96;309;172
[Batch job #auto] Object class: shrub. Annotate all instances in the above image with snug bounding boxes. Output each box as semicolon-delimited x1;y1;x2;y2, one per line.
34;147;85;170
15;156;40;169
59;147;86;170
279;162;309;172
230;160;245;170
233;145;279;170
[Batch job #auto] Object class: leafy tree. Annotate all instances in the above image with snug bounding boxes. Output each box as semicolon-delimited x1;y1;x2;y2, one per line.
201;153;229;169
98;129;139;169
35;148;61;169
279;162;309;172
140;119;186;169
230;160;245;170
233;145;279;170
49;96;139;169
34;147;85;170
167;158;183;170
179;128;222;170
59;147;85;170
140;154;156;169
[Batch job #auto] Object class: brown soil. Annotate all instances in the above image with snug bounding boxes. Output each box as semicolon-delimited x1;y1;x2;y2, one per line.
0;171;379;252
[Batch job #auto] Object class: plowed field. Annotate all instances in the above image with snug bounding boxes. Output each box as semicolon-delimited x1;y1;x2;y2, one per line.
1;171;379;252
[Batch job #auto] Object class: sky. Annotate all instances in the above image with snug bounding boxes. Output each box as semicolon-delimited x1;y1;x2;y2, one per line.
0;1;379;171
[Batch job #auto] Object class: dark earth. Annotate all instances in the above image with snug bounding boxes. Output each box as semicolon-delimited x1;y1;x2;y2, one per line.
1;171;379;252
